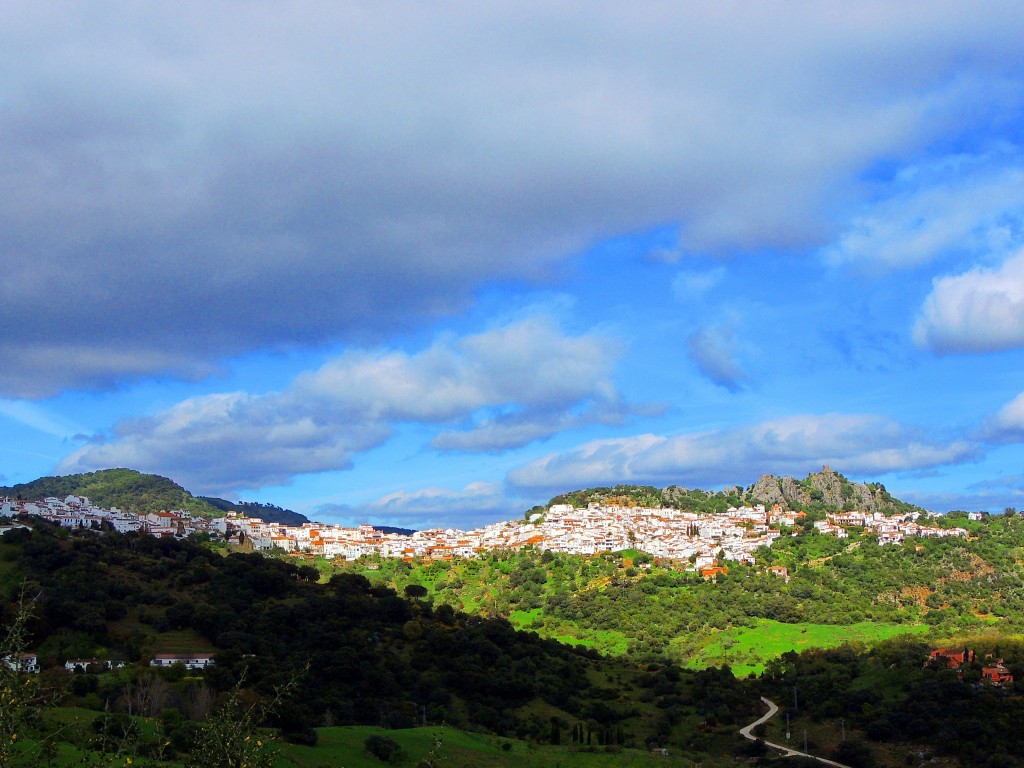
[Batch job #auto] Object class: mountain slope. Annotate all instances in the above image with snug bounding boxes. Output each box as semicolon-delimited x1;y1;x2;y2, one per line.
0;468;222;517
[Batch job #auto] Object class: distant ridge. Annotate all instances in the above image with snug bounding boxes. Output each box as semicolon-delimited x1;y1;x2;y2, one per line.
199;497;310;526
537;466;926;518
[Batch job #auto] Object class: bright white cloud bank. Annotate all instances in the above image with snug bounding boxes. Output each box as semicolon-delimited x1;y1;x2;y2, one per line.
56;318;632;493
508;414;978;493
915;249;1024;353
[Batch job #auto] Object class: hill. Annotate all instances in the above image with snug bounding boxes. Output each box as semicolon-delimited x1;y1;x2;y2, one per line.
344;510;1024;672
0;468;223;517
199;497;310;526
534;467;927;518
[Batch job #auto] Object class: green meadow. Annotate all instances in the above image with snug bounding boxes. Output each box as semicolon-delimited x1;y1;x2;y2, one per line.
277;725;701;768
680;619;931;676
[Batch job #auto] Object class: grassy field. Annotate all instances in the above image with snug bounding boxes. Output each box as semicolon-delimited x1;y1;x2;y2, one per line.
680;619;931;676
277;725;705;768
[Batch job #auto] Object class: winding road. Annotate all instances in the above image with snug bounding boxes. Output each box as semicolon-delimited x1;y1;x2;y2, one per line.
738;697;853;768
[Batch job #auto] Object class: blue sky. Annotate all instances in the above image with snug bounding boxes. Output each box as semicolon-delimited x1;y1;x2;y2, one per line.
4;3;1024;528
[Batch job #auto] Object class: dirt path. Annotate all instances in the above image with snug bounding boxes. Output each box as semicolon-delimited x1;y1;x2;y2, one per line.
739;697;853;768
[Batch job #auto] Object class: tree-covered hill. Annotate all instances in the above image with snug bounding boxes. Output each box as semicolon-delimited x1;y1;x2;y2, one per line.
0;468;222;517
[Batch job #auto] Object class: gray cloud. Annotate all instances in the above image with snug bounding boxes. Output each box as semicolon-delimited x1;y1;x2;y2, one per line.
56;317;634;493
982;391;1024;442
4;3;1024;396
507;413;980;494
687;325;748;391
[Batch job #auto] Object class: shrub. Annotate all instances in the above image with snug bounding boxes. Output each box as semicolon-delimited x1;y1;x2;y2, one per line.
365;734;405;763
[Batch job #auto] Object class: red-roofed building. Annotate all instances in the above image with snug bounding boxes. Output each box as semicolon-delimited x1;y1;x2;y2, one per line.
982;663;1014;685
929;647;975;670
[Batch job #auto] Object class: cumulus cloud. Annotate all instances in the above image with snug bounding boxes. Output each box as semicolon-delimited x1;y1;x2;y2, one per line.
56;317;634;493
914;248;1024;353
316;482;520;530
4;3;1024;395
687;325;748;391
507;413;979;493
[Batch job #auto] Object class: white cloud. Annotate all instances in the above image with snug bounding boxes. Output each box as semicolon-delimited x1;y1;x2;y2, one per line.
823;151;1024;271
3;3;1024;395
56;317;635;493
914;248;1024;353
507;413;979;493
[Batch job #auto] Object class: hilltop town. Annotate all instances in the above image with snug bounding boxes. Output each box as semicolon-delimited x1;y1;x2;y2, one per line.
2;493;967;567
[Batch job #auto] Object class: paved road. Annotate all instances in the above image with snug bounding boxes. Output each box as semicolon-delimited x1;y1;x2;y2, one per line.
739;697;853;768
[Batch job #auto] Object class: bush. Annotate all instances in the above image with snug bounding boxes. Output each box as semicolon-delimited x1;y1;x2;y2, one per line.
365;734;405;763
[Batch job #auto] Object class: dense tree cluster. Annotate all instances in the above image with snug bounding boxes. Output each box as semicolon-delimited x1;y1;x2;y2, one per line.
761;637;1024;768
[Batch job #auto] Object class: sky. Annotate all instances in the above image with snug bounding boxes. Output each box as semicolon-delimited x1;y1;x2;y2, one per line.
4;2;1024;529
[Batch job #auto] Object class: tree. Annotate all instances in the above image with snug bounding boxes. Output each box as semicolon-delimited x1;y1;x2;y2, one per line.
0;589;56;768
404;584;429;600
184;672;288;768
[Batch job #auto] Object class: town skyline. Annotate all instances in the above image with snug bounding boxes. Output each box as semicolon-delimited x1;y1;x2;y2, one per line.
1;489;968;570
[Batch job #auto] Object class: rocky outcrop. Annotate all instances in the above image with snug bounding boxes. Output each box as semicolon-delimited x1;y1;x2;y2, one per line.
684;466;923;515
748;475;788;508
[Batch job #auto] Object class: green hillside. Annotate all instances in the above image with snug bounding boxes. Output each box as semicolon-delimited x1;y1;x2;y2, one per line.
340;511;1024;669
1;468;222;517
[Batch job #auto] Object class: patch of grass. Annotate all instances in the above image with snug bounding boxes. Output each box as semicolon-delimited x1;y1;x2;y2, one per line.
277;725;700;768
680;619;931;676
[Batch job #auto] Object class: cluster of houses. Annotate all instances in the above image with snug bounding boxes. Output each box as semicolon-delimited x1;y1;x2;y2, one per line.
2;493;968;571
0;495;217;538
927;647;1015;686
814;511;967;545
4;652;214;675
222;500;967;569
